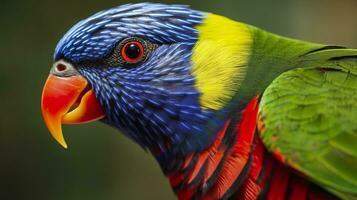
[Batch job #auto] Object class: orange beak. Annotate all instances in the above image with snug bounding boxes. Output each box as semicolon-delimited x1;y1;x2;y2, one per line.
41;71;105;148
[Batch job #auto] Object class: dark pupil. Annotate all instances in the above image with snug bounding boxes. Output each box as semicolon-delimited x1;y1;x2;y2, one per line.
125;43;141;59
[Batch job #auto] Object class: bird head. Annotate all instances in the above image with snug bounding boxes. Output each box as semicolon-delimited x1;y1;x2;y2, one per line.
41;3;252;160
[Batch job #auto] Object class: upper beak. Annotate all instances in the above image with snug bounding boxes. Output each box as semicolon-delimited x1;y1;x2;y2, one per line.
41;60;105;148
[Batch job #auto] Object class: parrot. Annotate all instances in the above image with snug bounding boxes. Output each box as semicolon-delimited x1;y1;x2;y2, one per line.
40;3;357;200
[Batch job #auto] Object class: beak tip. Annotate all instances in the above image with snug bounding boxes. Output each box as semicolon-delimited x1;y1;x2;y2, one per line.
54;136;68;149
60;142;68;149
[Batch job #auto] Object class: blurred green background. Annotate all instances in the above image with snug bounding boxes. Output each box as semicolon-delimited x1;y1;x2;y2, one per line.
1;0;356;199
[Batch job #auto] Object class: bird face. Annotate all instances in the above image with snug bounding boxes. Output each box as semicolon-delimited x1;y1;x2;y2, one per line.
41;3;217;154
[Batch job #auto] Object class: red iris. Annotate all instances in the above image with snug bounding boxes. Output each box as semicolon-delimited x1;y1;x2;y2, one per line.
121;41;144;64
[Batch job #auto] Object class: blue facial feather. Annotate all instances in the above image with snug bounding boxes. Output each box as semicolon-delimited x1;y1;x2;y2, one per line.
54;3;225;169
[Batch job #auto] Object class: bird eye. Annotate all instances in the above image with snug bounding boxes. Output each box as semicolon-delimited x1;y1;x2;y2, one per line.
106;37;157;67
120;40;145;64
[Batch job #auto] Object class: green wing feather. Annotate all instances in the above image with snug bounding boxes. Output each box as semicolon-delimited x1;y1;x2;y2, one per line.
258;48;357;200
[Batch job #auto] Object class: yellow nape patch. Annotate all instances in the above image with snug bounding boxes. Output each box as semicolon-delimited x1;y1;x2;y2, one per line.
192;14;252;110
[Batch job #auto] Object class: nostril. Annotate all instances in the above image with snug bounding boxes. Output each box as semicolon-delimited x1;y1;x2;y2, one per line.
56;63;67;72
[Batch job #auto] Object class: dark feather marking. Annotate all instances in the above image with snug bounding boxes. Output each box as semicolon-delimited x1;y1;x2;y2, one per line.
329;55;357;61
220;115;241;149
318;67;342;74
256;152;271;184
256;174;271;200
300;45;346;57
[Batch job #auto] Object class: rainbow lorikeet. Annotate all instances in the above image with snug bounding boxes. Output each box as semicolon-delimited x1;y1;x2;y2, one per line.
41;3;357;200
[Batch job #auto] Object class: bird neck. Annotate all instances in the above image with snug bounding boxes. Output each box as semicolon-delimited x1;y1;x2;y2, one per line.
164;96;264;199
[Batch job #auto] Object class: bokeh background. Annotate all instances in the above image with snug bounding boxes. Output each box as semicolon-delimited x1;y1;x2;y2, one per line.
1;0;356;199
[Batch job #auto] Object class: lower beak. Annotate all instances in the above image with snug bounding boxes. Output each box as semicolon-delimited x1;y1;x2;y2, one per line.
41;74;105;148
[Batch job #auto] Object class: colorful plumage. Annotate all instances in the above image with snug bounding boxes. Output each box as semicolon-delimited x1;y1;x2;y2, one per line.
41;3;357;200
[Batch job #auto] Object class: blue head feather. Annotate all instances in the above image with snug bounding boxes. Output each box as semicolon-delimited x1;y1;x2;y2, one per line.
55;3;202;62
54;3;225;169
